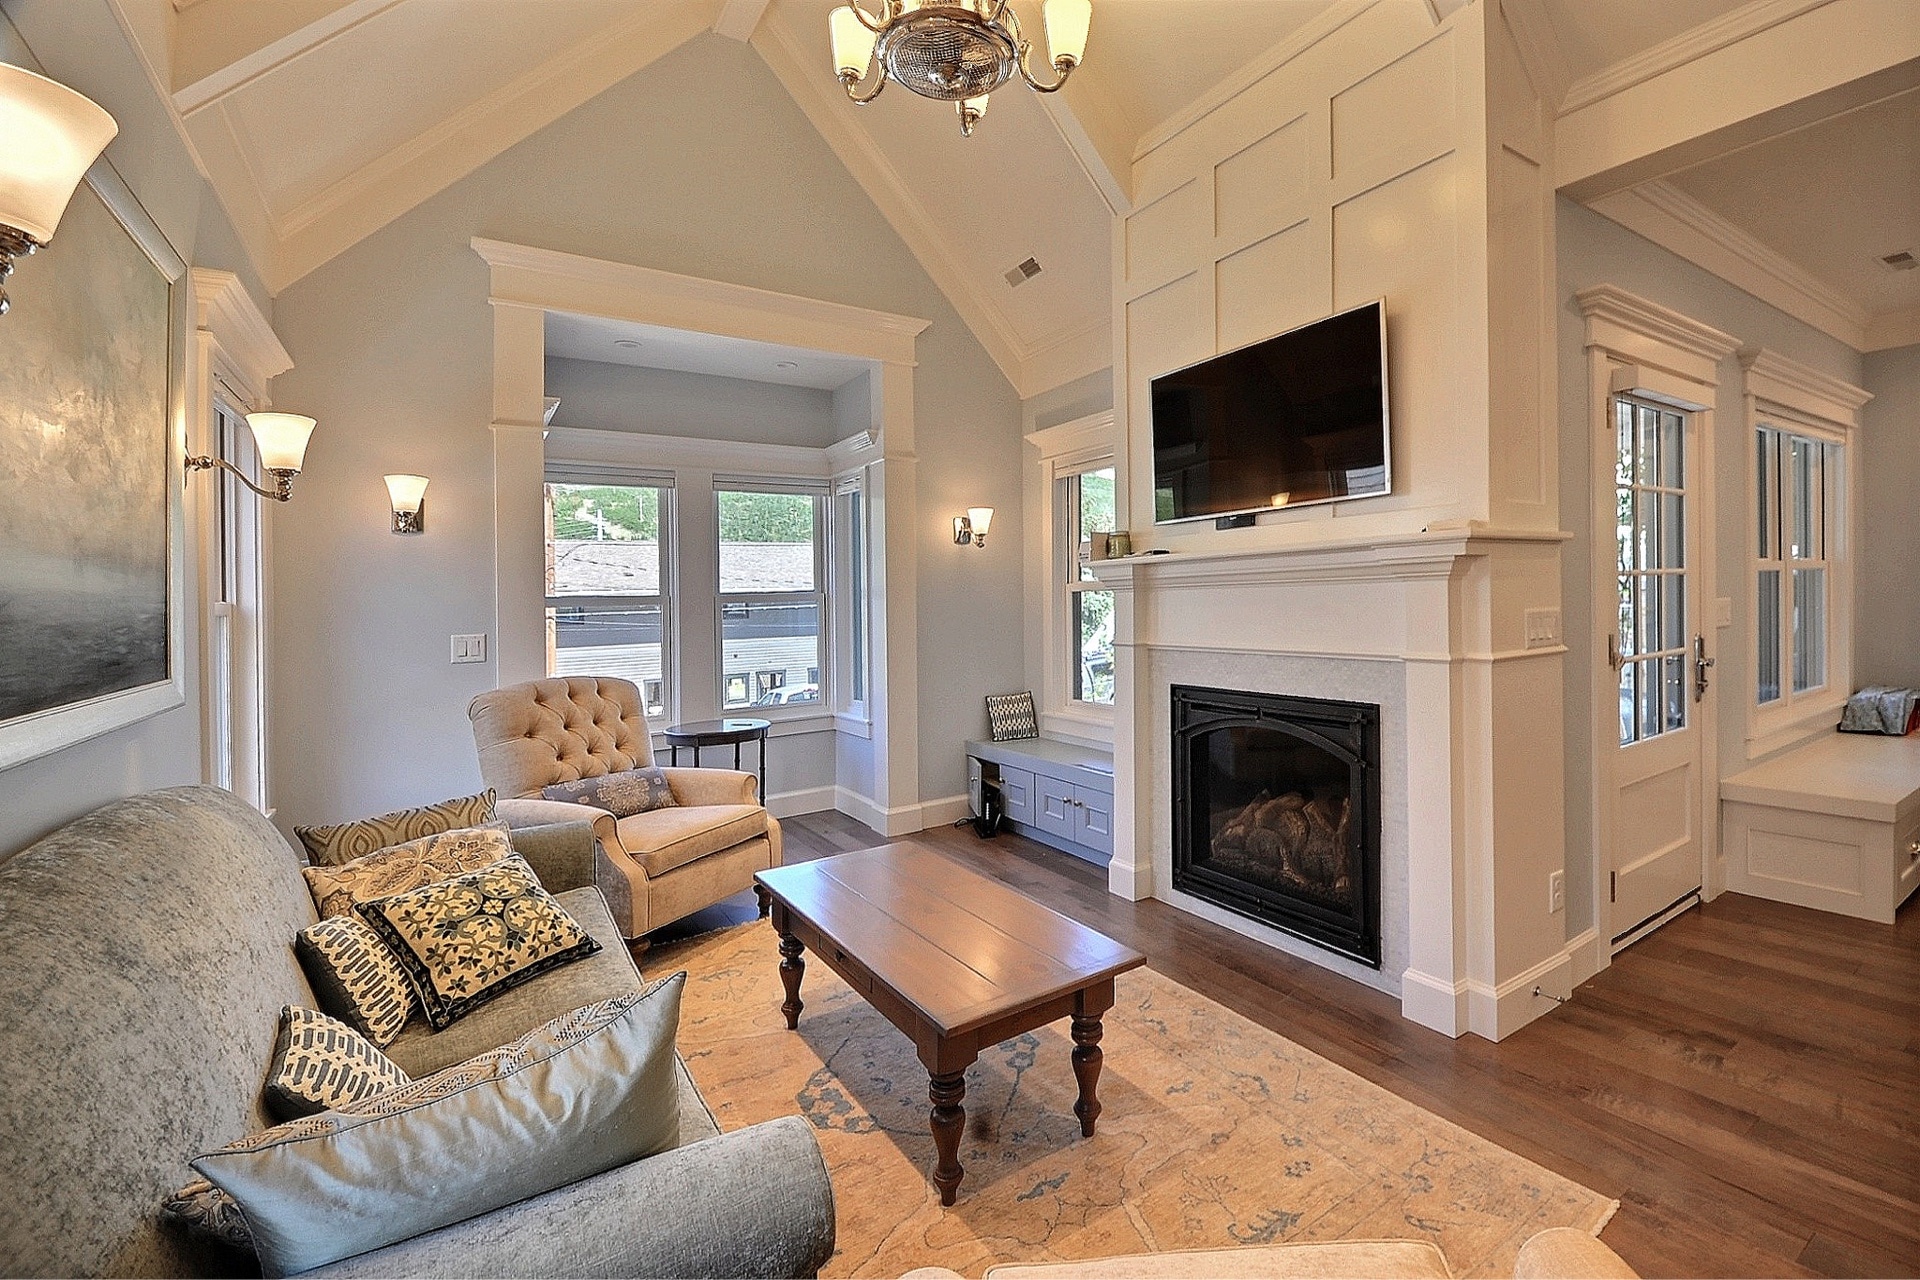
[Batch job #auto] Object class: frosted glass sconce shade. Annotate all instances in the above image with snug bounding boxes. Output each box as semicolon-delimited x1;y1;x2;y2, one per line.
385;473;428;534
0;63;118;316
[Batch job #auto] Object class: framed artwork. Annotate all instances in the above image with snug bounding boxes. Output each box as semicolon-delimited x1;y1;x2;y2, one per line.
0;160;188;772
985;691;1039;742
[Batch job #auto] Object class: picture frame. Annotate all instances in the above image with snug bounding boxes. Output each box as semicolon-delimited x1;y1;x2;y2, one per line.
0;159;188;773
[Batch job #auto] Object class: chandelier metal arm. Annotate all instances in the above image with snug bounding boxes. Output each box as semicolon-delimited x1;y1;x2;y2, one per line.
847;0;889;33
1015;43;1077;93
840;67;887;105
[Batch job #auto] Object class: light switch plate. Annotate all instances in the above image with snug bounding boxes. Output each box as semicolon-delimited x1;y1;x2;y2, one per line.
1523;608;1562;648
451;633;487;664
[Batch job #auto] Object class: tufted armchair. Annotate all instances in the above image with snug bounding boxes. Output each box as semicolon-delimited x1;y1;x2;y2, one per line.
468;676;781;942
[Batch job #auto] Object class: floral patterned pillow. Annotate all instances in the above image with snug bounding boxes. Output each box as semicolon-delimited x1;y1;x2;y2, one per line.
301;823;513;920
541;766;678;818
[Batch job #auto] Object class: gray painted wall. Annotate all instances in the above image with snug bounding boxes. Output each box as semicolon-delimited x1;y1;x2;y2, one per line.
0;1;269;857
1555;197;1866;933
1859;344;1920;689
545;358;841;447
266;35;1024;829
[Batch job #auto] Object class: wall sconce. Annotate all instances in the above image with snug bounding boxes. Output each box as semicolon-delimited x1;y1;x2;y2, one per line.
384;473;428;534
0;64;119;316
952;506;994;549
185;412;316;502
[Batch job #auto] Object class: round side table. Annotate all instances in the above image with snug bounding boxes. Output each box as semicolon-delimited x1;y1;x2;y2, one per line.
660;717;772;801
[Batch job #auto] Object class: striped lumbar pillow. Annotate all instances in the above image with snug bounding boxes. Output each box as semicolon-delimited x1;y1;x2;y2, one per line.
293;916;417;1046
261;1006;410;1122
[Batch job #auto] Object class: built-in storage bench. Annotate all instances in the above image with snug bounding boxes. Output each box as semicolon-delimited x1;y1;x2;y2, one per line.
1720;732;1920;924
966;737;1114;867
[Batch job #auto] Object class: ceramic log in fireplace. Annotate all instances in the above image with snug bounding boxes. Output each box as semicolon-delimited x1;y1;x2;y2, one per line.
1171;685;1382;967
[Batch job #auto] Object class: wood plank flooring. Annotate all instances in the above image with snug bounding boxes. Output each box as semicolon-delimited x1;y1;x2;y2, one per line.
653;812;1920;1279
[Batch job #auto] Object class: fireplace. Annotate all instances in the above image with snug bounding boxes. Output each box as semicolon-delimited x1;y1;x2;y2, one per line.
1172;685;1382;967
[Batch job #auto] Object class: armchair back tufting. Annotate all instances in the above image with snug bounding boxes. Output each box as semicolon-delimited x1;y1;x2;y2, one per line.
469;676;656;798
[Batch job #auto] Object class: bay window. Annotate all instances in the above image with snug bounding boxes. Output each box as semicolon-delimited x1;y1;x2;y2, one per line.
544;474;672;717
717;484;827;712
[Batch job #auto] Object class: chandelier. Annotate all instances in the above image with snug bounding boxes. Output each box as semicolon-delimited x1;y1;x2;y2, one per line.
828;0;1093;136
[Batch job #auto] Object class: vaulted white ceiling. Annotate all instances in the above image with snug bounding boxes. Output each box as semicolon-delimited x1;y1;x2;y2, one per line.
106;0;1916;397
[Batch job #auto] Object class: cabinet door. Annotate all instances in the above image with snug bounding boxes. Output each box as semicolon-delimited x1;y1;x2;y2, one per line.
997;766;1036;825
1073;786;1114;855
1036;774;1078;840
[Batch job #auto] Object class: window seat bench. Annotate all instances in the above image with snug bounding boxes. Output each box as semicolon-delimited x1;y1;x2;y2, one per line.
966;737;1115;867
1719;732;1920;924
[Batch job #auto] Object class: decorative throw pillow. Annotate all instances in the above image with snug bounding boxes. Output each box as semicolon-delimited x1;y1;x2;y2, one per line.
540;766;678;818
159;1178;254;1254
294;789;497;866
300;823;513;920
355;854;601;1030
293;916;417;1046
190;979;685;1277
262;1006;411;1123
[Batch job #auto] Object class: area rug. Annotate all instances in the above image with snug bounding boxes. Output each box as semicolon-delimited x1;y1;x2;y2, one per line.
651;922;1616;1279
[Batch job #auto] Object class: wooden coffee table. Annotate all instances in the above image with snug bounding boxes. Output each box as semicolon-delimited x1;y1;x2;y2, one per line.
755;843;1145;1205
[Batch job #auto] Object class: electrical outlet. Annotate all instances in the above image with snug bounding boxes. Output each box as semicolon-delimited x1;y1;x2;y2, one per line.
450;633;487;664
1524;608;1562;649
1548;870;1565;914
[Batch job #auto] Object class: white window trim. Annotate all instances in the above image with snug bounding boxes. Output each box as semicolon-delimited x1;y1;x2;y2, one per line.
1026;411;1118;744
1738;346;1868;759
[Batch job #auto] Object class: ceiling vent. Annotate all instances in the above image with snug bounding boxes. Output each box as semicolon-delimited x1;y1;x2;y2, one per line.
1880;250;1916;271
1004;257;1043;288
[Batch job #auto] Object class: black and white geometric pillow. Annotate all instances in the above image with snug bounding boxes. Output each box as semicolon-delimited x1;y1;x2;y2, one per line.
293;916;416;1047
986;691;1040;742
262;1007;410;1122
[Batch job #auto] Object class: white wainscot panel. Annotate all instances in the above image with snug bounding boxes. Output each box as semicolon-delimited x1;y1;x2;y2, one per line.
1330;32;1455;194
1214;116;1313;248
1126;272;1209;423
1332;154;1468;520
1126;179;1208;285
1216;220;1326;352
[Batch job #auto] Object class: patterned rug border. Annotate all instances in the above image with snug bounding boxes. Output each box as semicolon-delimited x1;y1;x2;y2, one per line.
650;920;1620;1276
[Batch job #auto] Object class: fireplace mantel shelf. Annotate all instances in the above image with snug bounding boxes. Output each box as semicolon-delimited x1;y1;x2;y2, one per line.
1088;524;1570;590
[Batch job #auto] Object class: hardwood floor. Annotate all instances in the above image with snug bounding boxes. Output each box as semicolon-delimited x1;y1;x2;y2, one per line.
652;811;1920;1279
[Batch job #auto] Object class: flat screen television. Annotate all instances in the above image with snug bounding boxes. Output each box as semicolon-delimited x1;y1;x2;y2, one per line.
1150;300;1389;524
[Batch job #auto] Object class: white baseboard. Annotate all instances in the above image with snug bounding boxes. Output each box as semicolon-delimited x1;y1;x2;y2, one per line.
765;786;838;819
1399;967;1469;1037
827;788;969;837
1403;926;1598;1042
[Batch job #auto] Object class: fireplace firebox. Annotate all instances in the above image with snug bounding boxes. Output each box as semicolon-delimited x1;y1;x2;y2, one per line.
1172;685;1381;967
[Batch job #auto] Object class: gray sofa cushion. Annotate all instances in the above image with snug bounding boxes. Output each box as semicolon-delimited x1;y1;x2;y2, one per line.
0;786;320;1278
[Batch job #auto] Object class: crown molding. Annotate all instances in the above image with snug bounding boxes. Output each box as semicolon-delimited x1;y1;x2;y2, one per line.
190;268;292;407
1576;284;1740;388
472;237;930;366
1739;344;1872;421
1497;0;1571;109
1586;181;1869;350
713;0;775;42
544;424;859;479
1560;0;1835;116
1134;0;1377;162
1020;316;1113;398
1863;308;1920;352
1025;408;1114;461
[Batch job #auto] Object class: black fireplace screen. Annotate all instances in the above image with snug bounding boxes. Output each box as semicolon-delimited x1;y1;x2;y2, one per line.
1172;685;1381;967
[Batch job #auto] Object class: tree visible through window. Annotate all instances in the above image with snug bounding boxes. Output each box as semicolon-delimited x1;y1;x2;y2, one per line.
1067;467;1115;706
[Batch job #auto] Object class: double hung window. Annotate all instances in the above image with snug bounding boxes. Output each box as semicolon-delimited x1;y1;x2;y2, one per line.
1063;465;1116;707
1754;426;1841;708
544;475;672;717
717;484;827;712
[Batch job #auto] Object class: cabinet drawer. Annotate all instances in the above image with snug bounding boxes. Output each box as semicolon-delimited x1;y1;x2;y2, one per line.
997;766;1036;824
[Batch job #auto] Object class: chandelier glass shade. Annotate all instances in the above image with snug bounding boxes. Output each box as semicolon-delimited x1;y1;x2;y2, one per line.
829;0;1092;136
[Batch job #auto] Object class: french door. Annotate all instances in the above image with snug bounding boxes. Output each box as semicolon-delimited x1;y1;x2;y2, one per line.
1605;394;1708;945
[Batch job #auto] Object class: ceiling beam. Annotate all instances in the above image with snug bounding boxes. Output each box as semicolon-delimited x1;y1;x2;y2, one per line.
173;0;404;116
713;0;776;43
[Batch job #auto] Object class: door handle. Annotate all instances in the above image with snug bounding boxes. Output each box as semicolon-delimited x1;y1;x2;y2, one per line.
1693;634;1715;702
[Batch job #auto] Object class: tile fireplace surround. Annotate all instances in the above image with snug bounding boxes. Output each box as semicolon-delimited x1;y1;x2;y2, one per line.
1090;527;1578;1041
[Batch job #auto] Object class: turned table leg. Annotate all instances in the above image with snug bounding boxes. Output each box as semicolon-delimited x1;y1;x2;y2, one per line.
928;1070;967;1206
777;930;805;1030
754;883;772;918
1071;1011;1105;1137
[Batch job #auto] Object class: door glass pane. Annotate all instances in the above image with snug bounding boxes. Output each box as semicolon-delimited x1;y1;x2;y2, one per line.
1659;493;1684;568
1619;662;1637;746
1659;411;1684;488
1636;404;1658;488
1616;488;1634;574
1072;588;1115;705
546;606;665;716
1617;576;1635;657
1614;395;1689;744
1637;658;1660;741
1660;573;1686;651
1792;567;1826;693
722;601;821;709
718;490;815;592
1636;574;1658;656
1615;399;1634;488
546;484;662;596
1756;570;1781;703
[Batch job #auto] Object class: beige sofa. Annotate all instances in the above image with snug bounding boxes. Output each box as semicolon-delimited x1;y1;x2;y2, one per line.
902;1228;1636;1279
469;675;782;941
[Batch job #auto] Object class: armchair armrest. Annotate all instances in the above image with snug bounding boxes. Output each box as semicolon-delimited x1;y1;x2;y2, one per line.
302;1116;834;1280
663;767;759;807
505;821;597;894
